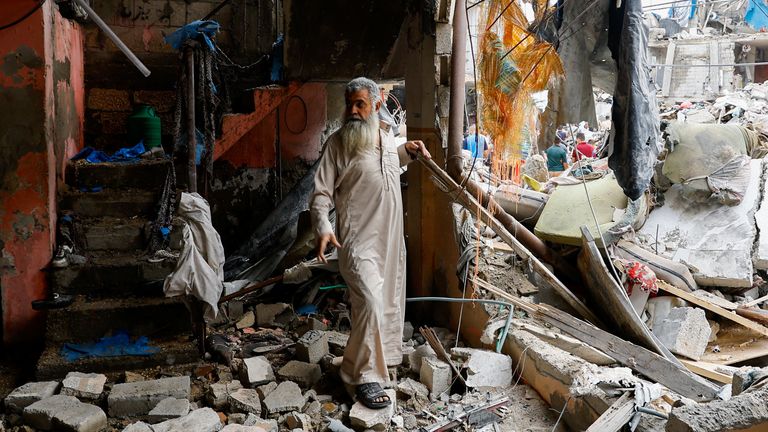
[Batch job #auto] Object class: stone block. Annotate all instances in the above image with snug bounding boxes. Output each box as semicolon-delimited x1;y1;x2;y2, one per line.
227;389;261;415
295;330;329;364
24;395;107;432
208;381;243;410
409;344;437;373
87;88;131;111
61;372;107;400
277;361;321;388
653;307;711;360
326;331;349;356
420;357;452;399
152;408;222;432
239;356;275;387
396;378;428;400
349;389;396;431
666;388;768;432
451;348;513;388
255;303;291;326
147;397;190;423
108;376;191;417
4;381;59;413
262;381;305;414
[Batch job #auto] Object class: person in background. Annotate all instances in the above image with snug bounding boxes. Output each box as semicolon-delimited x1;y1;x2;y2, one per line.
462;124;491;160
572;132;595;161
545;139;568;177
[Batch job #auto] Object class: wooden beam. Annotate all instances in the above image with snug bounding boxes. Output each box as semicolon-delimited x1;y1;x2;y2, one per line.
662;42;676;97
744;293;768;308
585;392;635;432
657;281;768;338
679;359;736;384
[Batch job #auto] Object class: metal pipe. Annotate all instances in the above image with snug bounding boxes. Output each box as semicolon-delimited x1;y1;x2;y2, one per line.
72;0;151;77
650;61;768;68
406;296;515;353
186;46;197;193
447;0;467;180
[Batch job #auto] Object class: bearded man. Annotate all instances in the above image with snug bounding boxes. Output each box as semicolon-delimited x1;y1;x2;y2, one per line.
310;77;430;409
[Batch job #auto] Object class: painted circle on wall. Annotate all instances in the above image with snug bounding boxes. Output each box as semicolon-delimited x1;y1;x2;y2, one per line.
285;95;308;134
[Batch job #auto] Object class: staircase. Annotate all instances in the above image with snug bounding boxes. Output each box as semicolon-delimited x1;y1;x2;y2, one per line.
36;158;199;379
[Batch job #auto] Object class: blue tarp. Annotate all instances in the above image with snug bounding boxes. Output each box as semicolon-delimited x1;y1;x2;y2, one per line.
746;0;768;31
165;20;220;51
62;332;160;362
71;142;146;164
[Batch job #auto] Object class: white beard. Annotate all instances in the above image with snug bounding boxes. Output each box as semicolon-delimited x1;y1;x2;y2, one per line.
340;112;379;157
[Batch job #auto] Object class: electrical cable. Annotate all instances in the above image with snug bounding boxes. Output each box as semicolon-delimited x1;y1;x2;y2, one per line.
0;0;46;31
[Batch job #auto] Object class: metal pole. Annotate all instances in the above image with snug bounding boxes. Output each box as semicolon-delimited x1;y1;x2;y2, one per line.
72;0;151;77
186;45;197;194
447;0;467;179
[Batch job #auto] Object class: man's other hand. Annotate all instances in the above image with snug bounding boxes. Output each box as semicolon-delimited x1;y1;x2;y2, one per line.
316;232;341;263
405;140;431;159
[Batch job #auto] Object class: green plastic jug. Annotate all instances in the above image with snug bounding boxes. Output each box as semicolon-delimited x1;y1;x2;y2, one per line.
127;104;162;149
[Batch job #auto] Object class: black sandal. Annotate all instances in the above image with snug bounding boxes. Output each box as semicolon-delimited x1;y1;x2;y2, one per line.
356;382;391;409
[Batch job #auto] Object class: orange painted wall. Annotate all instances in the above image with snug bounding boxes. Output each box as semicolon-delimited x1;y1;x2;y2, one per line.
0;0;84;346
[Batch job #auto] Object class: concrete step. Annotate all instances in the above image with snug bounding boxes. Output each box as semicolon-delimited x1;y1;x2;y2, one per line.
35;336;199;381
48;252;177;296
60;188;159;218
81;217;147;251
65;159;172;190
45;295;192;344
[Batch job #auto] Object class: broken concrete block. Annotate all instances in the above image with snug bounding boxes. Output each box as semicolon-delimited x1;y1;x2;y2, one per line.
152;408;222;432
227;389;261;415
277;361;321;387
122;421;153;432
255;303;291;326
108;376;191;417
396;377;429;400
240;356;275;387
227;413;247;424
244;415;277;431
408;344;437;373
646;296;690;331
402;321;414;341
262;381;305;414
732;366;768;396
147;397;190;423
256;382;277;400
60;372;107;400
349;389;396;431
23;395;107;432
653;307;711;360
208;381;243;410
4;381;59;413
220;426;268;432
295;330;329;364
325;331;349;356
401;345;415;366
284;412;311;431
667;388;768;432
754;160;768;271
451;348;513;388
236;311;255;329
420;357;452;399
296;317;327;337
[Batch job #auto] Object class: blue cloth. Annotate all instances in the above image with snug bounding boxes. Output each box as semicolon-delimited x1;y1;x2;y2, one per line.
746;0;768;31
271;34;284;83
62;332;159;362
176;129;206;166
462;134;488;159
165;20;220;51
71;142;146;164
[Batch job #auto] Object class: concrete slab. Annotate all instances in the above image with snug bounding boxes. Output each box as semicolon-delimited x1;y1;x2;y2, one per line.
152;408;223;432
262;381;305;414
667;388;768;432
23;395;81;430
653;307;711;360
4;381;59;412
451;348;513;388
227;389;261;415
108;376;191;417
639;159;765;288
23;395;107;432
277;361;321;387
420;357;452;399
754;160;768;270
208;381;243;410
60;372;106;400
147;397;190;423
239;356;275;387
349;389;396;431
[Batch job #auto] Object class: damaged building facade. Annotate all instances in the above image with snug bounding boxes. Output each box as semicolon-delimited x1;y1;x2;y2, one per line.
3;0;768;431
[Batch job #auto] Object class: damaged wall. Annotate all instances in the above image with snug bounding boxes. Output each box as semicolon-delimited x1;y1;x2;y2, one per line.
83;0;278;151
650;39;736;100
0;1;84;346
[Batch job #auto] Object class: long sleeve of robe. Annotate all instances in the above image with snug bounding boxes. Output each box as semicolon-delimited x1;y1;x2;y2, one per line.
310;129;409;386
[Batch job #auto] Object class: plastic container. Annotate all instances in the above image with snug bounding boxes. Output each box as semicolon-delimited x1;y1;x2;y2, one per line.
127;104;162;149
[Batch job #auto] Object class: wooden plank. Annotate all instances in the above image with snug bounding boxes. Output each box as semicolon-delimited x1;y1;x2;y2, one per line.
418;157;601;325
533;303;721;402
662;42;676;97
679;359;736;384
585;392;635;432
691;290;738;311
744;293;768;307
657;281;768;338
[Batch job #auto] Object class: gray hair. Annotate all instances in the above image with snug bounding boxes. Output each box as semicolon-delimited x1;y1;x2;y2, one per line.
345;77;381;105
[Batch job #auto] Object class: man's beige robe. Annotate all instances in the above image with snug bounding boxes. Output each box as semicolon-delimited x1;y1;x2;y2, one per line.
310;128;410;386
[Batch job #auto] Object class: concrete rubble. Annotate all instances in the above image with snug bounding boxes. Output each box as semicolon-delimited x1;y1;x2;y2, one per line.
653;307;711;360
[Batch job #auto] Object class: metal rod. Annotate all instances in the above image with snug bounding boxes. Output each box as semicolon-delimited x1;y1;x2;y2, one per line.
71;0;151;77
186;46;197;194
650;61;768;68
